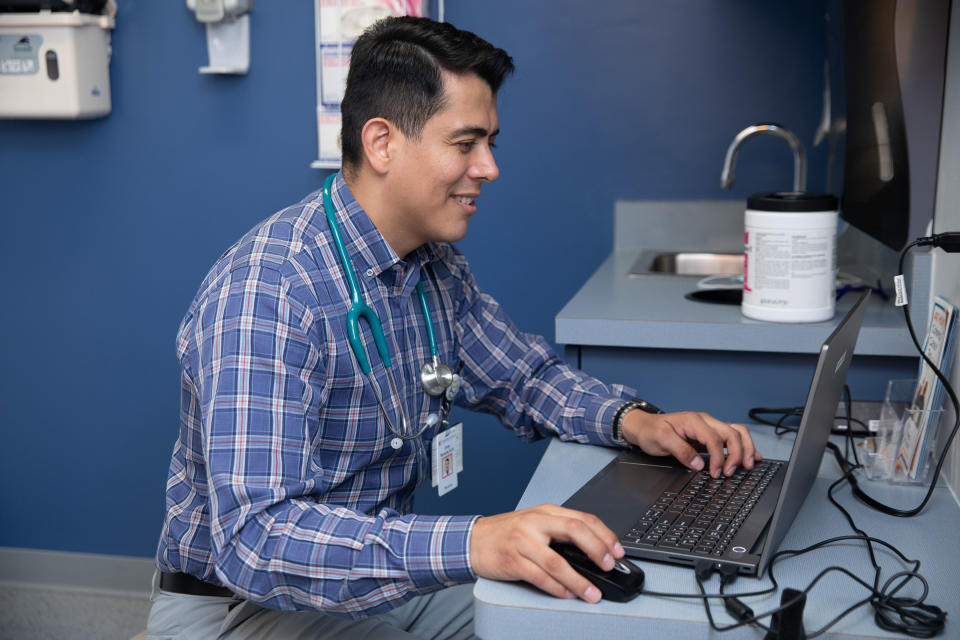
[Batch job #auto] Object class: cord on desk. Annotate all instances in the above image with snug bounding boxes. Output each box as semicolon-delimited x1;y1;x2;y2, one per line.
644;507;945;636
726;400;948;635
852;238;960;518
748;386;873;438
824;454;947;637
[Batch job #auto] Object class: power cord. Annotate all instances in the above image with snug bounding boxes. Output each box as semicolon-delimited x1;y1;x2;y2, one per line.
823;453;947;637
848;236;960;517
750;233;960;517
735;393;949;635
748;386;873;438
644;529;943;638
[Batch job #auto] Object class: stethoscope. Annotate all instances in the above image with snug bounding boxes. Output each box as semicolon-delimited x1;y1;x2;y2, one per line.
322;173;461;450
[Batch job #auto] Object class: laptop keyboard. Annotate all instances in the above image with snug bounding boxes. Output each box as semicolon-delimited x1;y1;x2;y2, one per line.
621;461;782;557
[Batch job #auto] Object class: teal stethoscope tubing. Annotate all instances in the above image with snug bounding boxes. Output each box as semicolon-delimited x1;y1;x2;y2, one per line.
322;173;451;444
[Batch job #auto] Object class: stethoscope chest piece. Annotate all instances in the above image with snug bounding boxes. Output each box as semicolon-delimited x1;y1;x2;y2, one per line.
421;359;455;397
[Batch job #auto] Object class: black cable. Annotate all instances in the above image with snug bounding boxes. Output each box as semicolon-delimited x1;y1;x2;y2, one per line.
840;239;960;517
824;461;947;637
644;534;935;636
681;537;921;636
747;407;872;437
774;408;802;437
874;574;946;638
751;241;960;517
640;423;948;636
843;385;862;466
765;535;939;638
644;533;944;636
729;400;949;632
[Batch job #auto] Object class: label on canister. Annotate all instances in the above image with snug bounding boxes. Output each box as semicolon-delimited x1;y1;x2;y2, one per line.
742;193;838;323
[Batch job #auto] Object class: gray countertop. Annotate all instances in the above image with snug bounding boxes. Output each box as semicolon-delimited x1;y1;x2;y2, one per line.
555;250;917;357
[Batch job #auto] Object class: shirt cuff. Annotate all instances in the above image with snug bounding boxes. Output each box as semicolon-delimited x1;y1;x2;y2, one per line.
579;395;634;448
403;514;479;592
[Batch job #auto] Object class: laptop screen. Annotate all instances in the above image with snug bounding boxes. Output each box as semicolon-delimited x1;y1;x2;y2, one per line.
755;290;871;573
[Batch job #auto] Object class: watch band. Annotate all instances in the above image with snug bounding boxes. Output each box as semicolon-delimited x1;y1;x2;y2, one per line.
611;398;664;444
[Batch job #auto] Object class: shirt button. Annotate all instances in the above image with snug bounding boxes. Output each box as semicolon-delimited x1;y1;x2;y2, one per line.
365;268;374;277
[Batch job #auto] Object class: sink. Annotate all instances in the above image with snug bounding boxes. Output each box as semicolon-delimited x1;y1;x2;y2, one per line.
628;251;744;277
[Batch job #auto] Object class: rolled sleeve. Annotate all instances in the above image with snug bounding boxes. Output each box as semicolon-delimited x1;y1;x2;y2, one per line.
452;255;636;447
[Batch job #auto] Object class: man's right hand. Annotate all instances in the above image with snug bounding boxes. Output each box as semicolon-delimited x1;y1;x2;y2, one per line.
469;504;623;603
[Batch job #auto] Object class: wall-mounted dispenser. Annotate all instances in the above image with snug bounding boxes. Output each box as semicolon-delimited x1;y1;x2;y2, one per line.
186;0;251;75
0;0;116;119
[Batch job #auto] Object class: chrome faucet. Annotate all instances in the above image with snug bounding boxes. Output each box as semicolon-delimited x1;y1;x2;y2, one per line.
720;123;807;193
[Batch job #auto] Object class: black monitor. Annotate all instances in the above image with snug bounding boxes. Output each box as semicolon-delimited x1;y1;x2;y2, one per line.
826;0;950;251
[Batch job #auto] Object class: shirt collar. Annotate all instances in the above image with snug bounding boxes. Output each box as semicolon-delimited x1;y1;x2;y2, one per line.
326;172;436;278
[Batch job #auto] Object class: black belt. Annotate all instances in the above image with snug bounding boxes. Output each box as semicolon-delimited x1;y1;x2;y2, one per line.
159;571;235;598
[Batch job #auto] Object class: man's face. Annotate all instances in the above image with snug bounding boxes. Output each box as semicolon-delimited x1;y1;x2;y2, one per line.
388;71;500;253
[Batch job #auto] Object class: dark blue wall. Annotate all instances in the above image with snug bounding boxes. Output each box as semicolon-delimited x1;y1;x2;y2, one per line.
0;2;829;557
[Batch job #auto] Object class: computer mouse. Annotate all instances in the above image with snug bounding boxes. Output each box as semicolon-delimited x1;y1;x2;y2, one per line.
550;542;644;603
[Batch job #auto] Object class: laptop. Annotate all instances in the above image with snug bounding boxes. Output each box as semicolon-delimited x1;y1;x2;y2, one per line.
563;290;871;577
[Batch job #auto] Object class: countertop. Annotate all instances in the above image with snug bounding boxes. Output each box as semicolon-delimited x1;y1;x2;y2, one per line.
555;250;917;357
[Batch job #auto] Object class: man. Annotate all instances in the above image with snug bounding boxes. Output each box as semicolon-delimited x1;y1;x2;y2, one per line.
147;16;758;639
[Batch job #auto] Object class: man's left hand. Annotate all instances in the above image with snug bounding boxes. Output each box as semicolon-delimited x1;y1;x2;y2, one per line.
620;410;761;478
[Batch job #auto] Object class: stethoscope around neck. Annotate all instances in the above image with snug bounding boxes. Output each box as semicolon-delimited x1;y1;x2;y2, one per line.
322;174;460;449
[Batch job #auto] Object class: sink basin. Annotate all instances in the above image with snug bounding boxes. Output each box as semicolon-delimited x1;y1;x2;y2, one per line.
628;251;744;277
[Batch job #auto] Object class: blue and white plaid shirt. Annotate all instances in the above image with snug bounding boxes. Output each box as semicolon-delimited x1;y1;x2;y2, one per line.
155;173;634;618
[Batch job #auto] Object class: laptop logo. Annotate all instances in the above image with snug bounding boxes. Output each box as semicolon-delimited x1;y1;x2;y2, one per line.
835;349;847;375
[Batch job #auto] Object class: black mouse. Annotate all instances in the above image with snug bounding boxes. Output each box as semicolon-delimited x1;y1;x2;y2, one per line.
550;542;645;602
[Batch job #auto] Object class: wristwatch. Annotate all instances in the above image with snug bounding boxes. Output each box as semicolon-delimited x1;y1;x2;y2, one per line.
611;398;664;444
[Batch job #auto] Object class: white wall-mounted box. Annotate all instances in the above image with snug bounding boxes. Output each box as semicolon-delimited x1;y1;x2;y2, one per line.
0;9;115;119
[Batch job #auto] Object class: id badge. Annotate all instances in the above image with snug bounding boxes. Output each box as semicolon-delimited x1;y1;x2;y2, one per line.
431;422;463;496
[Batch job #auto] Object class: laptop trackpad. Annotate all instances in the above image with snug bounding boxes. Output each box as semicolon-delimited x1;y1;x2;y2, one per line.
562;451;692;535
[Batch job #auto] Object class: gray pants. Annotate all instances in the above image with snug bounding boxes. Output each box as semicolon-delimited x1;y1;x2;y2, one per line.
146;574;475;640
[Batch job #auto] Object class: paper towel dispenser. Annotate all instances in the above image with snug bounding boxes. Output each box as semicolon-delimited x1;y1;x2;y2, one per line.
186;0;252;75
0;0;116;119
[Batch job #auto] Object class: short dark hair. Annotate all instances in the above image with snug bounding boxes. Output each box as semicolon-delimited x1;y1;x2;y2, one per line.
340;16;514;174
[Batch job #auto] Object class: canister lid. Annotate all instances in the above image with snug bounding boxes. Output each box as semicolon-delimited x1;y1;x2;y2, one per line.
747;192;838;212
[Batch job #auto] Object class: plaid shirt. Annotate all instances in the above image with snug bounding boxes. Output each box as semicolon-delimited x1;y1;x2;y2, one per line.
155;173;634;618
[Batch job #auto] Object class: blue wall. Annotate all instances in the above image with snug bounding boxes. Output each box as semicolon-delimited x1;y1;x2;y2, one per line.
0;2;829;557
